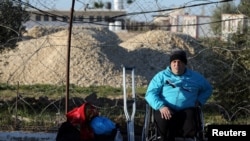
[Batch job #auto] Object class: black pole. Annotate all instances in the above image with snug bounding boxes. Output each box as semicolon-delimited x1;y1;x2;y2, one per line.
66;0;75;114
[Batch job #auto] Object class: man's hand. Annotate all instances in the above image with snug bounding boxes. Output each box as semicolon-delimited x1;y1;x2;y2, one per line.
159;106;172;120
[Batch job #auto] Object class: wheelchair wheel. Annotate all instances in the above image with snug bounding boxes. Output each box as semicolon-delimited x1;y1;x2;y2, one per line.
142;104;206;141
142;104;160;141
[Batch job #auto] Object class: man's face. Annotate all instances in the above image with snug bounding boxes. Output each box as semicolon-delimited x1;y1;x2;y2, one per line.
170;59;186;75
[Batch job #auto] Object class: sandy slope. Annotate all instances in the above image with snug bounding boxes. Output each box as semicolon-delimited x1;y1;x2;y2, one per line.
0;27;209;87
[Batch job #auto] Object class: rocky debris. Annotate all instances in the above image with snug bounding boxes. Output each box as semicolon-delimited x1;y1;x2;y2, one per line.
0;27;211;87
23;26;65;38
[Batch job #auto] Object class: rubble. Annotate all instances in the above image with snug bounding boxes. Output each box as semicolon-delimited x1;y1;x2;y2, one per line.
0;27;210;87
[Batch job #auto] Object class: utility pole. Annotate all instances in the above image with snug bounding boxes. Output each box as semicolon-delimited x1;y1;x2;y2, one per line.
66;0;75;114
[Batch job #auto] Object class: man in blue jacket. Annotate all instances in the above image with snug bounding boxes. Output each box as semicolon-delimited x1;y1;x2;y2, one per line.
145;49;212;141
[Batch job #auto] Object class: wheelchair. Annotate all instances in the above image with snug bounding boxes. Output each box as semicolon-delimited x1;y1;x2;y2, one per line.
141;104;206;141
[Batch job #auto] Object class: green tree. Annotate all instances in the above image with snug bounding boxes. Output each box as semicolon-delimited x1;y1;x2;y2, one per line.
127;0;135;4
0;0;28;48
238;0;250;17
210;2;237;35
94;1;104;8
211;47;250;121
93;0;135;8
230;0;250;46
209;1;250;122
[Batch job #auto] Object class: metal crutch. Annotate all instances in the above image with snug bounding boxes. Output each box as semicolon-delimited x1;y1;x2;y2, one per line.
122;65;136;141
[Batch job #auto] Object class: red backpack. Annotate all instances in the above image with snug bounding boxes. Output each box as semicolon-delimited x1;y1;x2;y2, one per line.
66;102;99;141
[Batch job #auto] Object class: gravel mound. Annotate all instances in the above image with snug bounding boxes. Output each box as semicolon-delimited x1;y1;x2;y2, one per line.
0;27;210;87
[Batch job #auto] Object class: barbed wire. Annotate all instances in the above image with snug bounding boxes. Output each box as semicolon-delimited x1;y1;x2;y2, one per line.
0;0;249;131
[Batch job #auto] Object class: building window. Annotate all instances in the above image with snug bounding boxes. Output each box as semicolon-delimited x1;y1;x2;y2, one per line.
193;19;196;29
44;15;49;21
238;20;243;33
78;16;84;21
89;16;94;22
228;21;231;32
232;19;236;32
63;16;68;22
104;16;110;22
52;16;57;21
35;15;41;21
96;16;102;21
222;21;226;31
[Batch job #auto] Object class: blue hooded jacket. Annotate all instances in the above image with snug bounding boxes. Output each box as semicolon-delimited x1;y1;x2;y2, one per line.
145;66;212;111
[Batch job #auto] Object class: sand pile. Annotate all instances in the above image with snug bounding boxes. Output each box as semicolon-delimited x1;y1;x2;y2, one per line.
0;27;210;87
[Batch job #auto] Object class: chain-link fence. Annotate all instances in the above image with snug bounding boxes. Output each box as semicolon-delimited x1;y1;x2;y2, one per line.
0;0;249;135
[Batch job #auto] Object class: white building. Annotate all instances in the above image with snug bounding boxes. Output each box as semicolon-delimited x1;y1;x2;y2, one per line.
169;15;183;33
24;0;126;32
168;9;185;33
153;9;215;39
182;14;215;39
153;9;184;32
221;14;248;41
